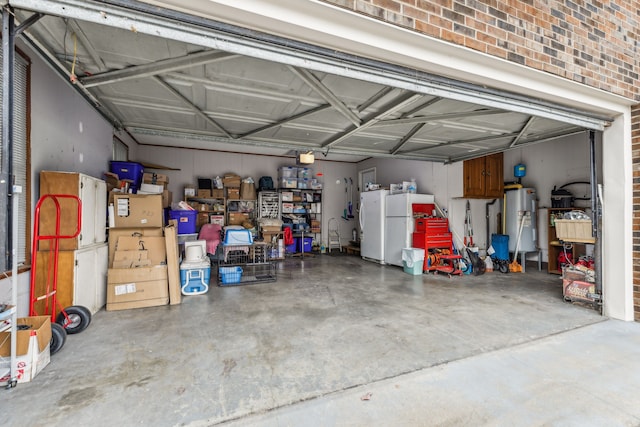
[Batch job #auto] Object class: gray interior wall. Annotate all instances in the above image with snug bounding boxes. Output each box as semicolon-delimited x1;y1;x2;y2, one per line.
1;41;115;316
503;132;601;262
136;144;359;247
356;133;598;259
27;41;114;197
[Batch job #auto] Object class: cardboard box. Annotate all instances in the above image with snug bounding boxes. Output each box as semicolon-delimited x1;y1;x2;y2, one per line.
112;250;150;269
223;174;241;187
228;212;249;225
108;227;164;267
115;236;167;265
113;194;163;228
139;183;164;194
212;189;224;199
197;212;211;228
143;172;169;186
106;265;169;311
164;224;182;305
240;182;256;200
227;188;240;200
261;225;282;233
210;215;225;226
162;190;172;208
197;189;212;198
184;186;196;198
0;316;51;385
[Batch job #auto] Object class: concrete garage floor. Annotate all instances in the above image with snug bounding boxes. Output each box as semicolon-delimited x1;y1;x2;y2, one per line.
3;254;632;426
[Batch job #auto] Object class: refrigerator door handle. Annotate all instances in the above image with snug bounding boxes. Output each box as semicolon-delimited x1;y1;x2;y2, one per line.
359;199;365;230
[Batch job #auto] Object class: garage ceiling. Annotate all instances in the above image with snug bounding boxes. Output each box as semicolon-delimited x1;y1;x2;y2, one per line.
11;0;612;163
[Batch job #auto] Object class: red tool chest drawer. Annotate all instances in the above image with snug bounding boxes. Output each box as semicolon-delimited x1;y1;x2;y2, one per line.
415;217;449;233
412;232;453;251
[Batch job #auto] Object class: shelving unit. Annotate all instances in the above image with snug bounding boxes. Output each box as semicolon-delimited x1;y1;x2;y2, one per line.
280;188;322;252
186;196;225;230
258;191;280;219
547;208;587;274
0;305;17;387
226;198;257;227
1;184;21;388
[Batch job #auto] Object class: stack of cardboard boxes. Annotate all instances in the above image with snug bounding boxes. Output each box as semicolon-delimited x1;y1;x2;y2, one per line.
106;194;181;310
137;172;172;208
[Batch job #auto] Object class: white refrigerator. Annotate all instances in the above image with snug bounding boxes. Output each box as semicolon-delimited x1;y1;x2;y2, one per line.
384;193;435;267
359;189;388;263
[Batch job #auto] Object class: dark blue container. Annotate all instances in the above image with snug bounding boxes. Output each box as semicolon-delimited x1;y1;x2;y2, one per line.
491;234;510;260
110;161;144;193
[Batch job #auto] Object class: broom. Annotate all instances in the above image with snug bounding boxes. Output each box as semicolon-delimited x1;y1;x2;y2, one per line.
509;214;525;273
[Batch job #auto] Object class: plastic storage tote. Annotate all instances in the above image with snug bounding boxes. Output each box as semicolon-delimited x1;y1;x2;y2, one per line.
109;161;144;192
219;266;243;285
297;237;313;253
169;209;197;234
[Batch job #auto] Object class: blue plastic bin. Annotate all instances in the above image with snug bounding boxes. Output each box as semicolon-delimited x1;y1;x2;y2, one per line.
219;266;243;285
169;209;197;234
297;237;313;253
285;240;297;253
110;161;144;192
491;234;510;260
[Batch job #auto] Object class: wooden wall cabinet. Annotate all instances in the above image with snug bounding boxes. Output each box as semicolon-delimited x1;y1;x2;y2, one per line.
33;244;108;316
463;153;504;198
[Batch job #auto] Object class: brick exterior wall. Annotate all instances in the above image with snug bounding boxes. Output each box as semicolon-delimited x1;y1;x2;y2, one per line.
320;0;640;102
321;0;640;319
633;105;640;320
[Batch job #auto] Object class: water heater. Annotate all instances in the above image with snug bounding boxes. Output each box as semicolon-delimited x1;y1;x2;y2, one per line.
505;188;537;253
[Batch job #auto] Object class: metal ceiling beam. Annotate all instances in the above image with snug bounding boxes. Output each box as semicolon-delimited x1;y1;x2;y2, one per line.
374;109;506;127
128;125;451;162
509;116;536;148
390;123;425;155
288;66;361;127
400;131;522;155
447;128;585;163
81;50;237;87
321;92;423;149
356;86;394;112
400;96;442;117
67;18;106;71
19;32;124;128
238;104;332;139
12;0;611;130
153;75;233;138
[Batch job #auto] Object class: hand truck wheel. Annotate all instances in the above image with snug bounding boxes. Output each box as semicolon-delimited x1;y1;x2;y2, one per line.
50;322;67;355
56;305;91;334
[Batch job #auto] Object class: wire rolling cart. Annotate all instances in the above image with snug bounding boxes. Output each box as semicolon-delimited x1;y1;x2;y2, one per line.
217;242;277;286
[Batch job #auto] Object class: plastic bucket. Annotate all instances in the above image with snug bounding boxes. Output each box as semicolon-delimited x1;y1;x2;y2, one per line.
491;234;509;260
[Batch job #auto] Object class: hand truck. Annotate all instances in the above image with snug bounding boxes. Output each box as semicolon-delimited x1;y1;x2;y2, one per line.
29;194;92;355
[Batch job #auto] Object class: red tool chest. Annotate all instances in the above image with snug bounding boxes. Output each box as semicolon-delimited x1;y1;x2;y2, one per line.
412;217;456;272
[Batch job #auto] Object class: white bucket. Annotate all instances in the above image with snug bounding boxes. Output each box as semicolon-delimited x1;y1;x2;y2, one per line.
185;244;204;262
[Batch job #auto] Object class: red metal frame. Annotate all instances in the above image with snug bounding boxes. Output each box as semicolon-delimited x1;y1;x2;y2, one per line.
29;195;82;324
